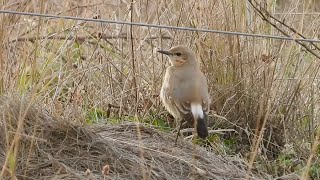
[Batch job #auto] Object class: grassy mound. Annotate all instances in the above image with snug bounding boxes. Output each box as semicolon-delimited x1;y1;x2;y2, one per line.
0;95;269;179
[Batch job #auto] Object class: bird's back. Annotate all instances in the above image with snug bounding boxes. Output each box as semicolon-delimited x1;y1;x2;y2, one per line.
171;66;209;105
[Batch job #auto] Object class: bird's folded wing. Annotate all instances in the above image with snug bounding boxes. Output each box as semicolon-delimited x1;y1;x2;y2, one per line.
171;93;209;116
171;98;190;115
175;98;210;115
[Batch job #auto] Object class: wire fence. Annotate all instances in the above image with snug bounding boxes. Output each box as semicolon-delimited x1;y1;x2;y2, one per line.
0;10;320;43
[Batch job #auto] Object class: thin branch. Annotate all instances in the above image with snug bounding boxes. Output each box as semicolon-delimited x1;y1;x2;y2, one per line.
257;1;320;52
9;33;171;43
247;0;320;59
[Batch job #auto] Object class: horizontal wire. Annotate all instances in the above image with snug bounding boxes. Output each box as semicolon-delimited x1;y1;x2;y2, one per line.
0;10;320;43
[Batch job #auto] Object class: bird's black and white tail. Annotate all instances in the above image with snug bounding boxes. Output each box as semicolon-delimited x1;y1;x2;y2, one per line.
191;103;208;138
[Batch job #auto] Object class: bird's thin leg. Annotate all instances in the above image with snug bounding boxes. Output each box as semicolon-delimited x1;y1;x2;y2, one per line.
175;120;183;144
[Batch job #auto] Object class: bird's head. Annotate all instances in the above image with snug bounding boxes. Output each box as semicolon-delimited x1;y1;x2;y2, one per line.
157;45;198;67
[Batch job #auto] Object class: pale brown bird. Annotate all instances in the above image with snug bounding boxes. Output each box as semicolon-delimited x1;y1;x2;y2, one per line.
158;45;210;143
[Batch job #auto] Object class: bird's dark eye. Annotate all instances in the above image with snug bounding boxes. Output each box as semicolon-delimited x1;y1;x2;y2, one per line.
176;52;182;56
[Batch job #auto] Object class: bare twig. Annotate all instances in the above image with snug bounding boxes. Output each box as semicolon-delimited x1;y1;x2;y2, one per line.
247;0;320;59
9;34;171;43
180;128;236;134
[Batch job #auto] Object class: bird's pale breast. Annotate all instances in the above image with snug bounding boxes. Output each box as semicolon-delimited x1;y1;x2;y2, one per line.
160;68;183;121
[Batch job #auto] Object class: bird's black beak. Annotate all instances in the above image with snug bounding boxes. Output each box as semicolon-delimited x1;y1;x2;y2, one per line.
157;50;172;55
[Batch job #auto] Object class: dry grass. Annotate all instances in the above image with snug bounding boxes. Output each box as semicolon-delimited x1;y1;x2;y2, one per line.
0;94;268;179
0;0;320;179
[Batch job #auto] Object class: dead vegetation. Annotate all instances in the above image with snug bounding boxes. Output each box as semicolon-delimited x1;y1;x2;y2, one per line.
0;0;320;179
0;94;269;179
